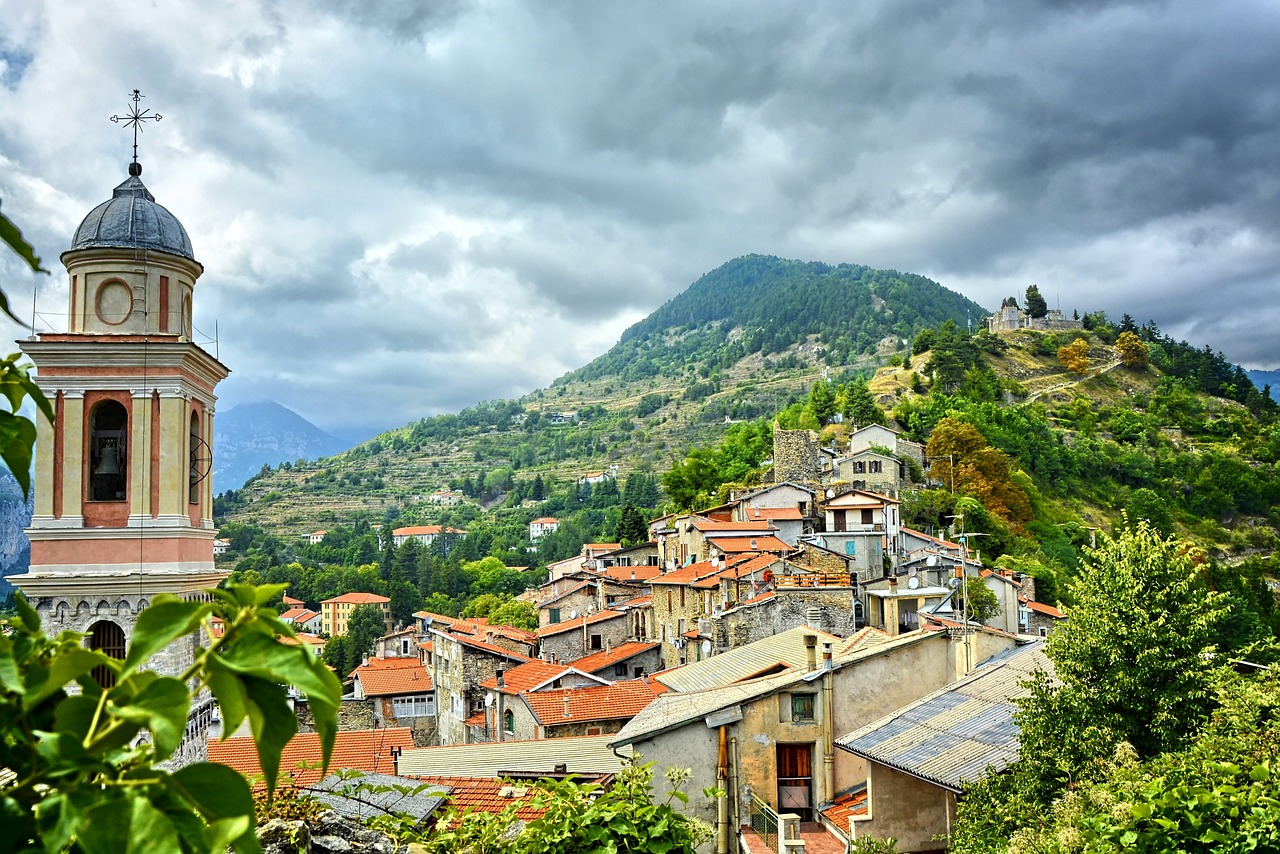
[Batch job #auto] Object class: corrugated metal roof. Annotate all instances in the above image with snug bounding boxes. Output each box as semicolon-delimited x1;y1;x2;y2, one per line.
397;733;631;777
835;642;1052;792
653;625;840;693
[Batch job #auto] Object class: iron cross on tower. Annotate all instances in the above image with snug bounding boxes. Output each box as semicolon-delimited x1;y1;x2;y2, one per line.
110;89;161;175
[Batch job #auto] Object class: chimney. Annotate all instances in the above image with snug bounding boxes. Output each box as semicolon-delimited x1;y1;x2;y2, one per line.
823;642;834;670
563;691;572;718
362;654;369;667
806;606;822;630
750;539;758;550
496;668;505;689
804;633;818;672
605;638;612;654
630;570;636;580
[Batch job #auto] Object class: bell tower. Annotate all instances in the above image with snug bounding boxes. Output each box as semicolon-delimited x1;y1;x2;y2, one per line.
11;148;229;685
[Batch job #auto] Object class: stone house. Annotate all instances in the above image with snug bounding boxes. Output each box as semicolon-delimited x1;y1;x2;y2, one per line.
649;555;780;669
772;425;826;483
654;516;781;571
835;642;1050;852
535;609;630;664
808;488;901;575
373;626;420;659
1021;597;1066;637
536;579;600;628
472;660;607;742
612;627;1021;848
832;449;901;495
515;679;664;740
350;655;436;741
430;626;533;745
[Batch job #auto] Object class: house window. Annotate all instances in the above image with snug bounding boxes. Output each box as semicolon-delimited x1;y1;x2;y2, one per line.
87;619;126;688
613;663;628;677
869;460;882;474
1038;626;1048;638
590;634;603;650
585;726;603;736
503;710;515;733
791;693;816;722
392;694;435;718
833;510;846;532
549;608;561;624
451;693;464;719
401;638;411;656
853;461;865;474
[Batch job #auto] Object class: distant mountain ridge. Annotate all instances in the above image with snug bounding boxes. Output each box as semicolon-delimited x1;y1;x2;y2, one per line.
1248;370;1280;401
0;467;33;601
214;402;354;492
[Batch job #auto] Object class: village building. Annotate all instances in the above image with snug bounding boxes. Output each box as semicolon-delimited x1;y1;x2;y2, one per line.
430;623;533;745
612;627;1022;853
320;591;391;637
528;516;559;540
535;608;631;664
279;606;323;634
305;530;327;545
805;488;901;575
350;655;436;737
470;660;608;742
210;728;416;787
392;524;466;548
570;640;663;681
986;302;1083;333
835;642;1050;852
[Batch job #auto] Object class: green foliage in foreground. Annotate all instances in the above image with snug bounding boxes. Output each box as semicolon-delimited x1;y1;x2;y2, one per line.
0;584;342;853
414;760;718;854
951;523;1280;853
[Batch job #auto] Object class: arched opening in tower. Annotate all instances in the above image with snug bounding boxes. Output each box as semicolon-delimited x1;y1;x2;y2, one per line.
87;619;127;688
89;400;128;502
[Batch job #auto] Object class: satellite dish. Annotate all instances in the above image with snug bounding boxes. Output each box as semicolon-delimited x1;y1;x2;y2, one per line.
567;610;578;619
948;577;961;589
826;489;835;499
907;576;920;590
927;555;938;567
701;640;712;657
484;694;494;707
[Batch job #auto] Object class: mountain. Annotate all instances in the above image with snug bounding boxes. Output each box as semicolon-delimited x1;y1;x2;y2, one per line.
217;256;992;532
0;467;33;601
214;402;354;493
1248;370;1280;402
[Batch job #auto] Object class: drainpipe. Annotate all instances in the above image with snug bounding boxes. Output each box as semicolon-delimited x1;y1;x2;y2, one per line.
822;643;835;807
730;737;741;845
495;669;505;743
717;725;730;854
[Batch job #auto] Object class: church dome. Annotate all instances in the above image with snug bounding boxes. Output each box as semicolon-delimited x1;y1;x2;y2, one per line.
70;164;194;260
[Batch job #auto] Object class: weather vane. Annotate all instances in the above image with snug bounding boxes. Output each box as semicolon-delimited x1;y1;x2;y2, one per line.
110;89;162;170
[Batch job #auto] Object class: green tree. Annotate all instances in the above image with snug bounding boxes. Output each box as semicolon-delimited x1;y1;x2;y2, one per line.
808;378;837;425
615;503;648;547
1024;284;1048;318
487;598;538;631
960;576;1000;625
840;377;886;428
346;604;387;663
1016;523;1231;794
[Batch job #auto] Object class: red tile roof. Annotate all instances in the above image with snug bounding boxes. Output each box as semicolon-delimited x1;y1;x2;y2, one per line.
598;565;664;581
709;536;792;554
649;561;720;586
444;630;534;662
688;518;777;533
282;595;304;606
394;525;466;537
321;592;390;605
535;609;626;638
821;788;868;829
279;632;326;648
745;506;805;521
530;517;559;525
571;641;659;674
738;590;775;607
280;607;320;623
352;656;434;695
208;728;415;787
412;776;545;821
478;660;577;694
523;679;665;726
1021;597;1065;618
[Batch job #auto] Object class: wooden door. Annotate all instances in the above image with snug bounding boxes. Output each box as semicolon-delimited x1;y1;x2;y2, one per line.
776;743;813;820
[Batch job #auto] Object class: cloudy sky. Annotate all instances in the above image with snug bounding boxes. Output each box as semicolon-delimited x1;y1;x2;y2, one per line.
2;1;1278;439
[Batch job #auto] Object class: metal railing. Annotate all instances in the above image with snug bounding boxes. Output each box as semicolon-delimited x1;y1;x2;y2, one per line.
749;793;779;851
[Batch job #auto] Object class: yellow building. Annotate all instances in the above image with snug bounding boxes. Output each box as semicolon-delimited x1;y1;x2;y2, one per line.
321;592;391;636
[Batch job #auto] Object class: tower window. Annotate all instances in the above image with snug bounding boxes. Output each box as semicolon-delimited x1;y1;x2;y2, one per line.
89;401;128;502
88;620;126;688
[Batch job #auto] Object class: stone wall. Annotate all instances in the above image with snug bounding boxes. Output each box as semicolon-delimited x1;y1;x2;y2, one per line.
711;586;859;651
539;615;631;664
773;426;822;485
296;697;375;733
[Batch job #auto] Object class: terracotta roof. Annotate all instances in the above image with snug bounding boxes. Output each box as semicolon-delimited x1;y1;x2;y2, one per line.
442;630;534;663
598;565;663;581
1021;597;1066;618
478;660;579;694
738;590;775;607
981;569;1024;588
280;632;326;648
688;518;777;533
482;624;537;644
571;641;660;674
394;525;466;537
649;561;721;586
321;592;390;605
584;543;621;551
535;609;626;638
412;776;545;821
280;607;320;623
523;679;666;726
398;734;632;778
464;710;487;728
708;536;792;553
208;728;415;787
617;594;651;607
530;517;559;525
745;507;805;521
821;788;869;830
282;595;304;606
352;657;434;696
